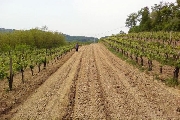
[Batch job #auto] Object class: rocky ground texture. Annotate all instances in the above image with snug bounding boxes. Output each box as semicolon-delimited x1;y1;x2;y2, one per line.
1;43;180;119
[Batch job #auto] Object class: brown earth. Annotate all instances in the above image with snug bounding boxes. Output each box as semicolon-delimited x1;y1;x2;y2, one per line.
1;43;180;119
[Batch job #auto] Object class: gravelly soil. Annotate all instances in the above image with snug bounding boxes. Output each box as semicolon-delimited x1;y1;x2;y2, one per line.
1;43;180;119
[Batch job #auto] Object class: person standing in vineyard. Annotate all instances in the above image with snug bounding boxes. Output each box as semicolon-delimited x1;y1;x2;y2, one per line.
75;43;79;52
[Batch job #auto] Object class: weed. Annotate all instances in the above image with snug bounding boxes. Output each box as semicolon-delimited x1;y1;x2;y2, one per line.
138;66;146;72
154;74;160;80
165;78;178;87
5;88;10;93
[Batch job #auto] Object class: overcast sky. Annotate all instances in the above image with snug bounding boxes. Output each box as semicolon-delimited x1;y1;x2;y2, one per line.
0;0;177;38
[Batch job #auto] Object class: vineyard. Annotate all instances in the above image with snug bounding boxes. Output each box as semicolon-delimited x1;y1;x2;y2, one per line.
0;28;75;90
100;31;180;86
1;0;180;119
1;28;180;119
1;43;180;119
0;44;75;89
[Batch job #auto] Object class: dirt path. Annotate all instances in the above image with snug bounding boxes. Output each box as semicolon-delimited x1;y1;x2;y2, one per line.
2;43;180;119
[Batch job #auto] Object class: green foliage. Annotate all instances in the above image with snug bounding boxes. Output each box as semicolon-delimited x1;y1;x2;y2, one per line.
100;31;180;82
0;65;8;80
0;40;75;81
175;60;180;68
126;1;180;33
177;0;180;7
0;28;66;50
125;13;138;28
165;78;178;87
140;7;152;31
29;64;34;69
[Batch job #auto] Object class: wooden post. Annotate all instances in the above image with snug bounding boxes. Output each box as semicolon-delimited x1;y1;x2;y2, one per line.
43;57;46;69
160;66;163;74
173;66;179;81
9;58;13;91
38;63;41;73
21;69;24;83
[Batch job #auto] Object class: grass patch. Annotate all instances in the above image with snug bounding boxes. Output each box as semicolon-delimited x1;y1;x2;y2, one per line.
126;59;136;66
165;78;179;87
154;74;160;80
139;66;146;72
5;88;11;93
126;59;146;72
107;47;128;60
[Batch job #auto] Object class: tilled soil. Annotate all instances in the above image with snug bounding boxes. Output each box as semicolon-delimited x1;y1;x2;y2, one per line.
1;43;180;119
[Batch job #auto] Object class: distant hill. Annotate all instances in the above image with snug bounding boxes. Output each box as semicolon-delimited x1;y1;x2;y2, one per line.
64;34;98;43
0;28;15;32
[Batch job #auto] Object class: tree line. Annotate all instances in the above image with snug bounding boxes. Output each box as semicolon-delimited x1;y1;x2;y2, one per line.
125;0;180;33
0;27;66;52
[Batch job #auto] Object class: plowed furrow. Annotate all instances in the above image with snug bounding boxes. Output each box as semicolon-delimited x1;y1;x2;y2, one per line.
5;43;180;120
95;44;180;119
62;51;83;119
72;44;111;119
11;47;85;120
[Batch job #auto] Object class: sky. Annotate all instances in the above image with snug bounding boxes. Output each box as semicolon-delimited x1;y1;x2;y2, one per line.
0;0;177;38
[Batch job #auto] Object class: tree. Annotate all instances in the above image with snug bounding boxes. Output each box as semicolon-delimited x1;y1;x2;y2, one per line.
150;2;164;31
119;30;125;34
139;7;152;31
177;0;180;7
170;17;180;31
125;13;138;28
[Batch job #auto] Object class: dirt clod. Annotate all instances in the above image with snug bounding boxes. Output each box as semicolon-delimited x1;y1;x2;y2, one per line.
176;107;180;112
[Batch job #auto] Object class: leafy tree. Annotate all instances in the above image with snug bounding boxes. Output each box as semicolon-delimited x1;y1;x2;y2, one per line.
125;13;138;28
119;30;126;34
177;0;180;7
139;7;152;31
126;1;180;32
